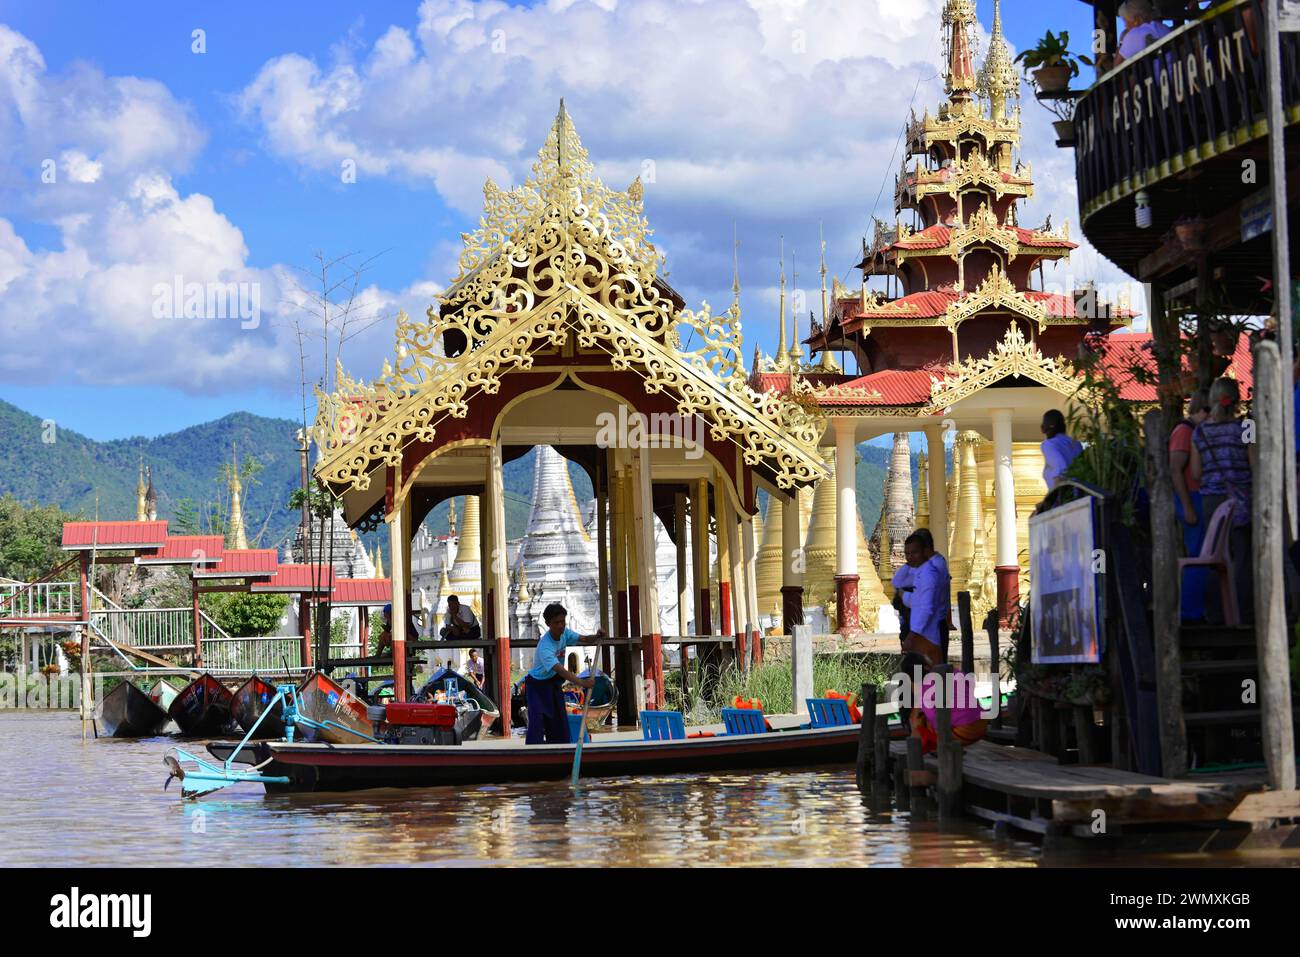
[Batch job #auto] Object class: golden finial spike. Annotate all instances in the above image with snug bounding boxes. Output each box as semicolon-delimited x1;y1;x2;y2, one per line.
775;236;788;370
819;221;829;328
732;222;741;314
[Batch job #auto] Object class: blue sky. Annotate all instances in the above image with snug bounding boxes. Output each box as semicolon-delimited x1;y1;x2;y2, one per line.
0;0;1114;441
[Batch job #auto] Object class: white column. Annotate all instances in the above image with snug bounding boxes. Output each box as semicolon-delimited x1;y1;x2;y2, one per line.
742;513;760;634
991;408;1018;568
674;492;689;639
781;493;802;589
834;418;857;577
925;424;949;558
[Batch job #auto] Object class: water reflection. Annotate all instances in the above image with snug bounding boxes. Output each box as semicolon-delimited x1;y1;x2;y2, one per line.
3;714;1295;868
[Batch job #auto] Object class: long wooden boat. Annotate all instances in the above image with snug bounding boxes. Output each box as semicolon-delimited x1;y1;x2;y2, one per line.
232;675;288;739
148;679;180;712
168;673;236;737
205;720;868;793
295;671;376;744
98;681;170;737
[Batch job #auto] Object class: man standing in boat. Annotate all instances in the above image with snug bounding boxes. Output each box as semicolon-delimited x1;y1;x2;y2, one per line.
525;603;602;745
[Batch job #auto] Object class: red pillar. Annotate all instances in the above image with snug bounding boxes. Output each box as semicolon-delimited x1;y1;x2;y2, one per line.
495;634;511;735
835;573;860;637
718;581;732;639
995;567;1019;627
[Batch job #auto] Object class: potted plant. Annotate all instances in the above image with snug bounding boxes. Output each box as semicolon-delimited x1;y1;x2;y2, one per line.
1014;30;1092;95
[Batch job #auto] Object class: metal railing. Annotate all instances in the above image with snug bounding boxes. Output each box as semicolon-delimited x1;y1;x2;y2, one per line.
89;607;228;651
202;636;305;674
0;581;79;620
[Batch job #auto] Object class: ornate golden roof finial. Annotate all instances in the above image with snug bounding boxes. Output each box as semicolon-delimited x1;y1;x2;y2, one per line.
787;249;803;369
818;221;829;330
978;0;1019;119
556;98;568;171
731;221;741;318
941;0;979;103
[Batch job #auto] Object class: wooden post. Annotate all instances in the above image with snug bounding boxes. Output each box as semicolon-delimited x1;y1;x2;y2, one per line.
873;697;890;785
79;552;91;739
1252;340;1297;790
933;663;962;820
985;607;1001;728
957;590;974;673
300;595;313;670
191;577;203;668
1143;407;1188;777
906;734;925;809
894;753;910;809
791;624;813;719
855;682;875;791
674;491;690;707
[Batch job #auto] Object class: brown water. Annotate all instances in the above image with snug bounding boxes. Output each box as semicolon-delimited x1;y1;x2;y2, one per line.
2;713;1295;867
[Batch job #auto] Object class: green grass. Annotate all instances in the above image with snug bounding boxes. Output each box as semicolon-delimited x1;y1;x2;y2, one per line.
663;650;897;725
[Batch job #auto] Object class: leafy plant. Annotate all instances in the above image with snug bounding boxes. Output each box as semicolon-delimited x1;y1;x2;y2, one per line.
1014;30;1093;78
207;591;288;637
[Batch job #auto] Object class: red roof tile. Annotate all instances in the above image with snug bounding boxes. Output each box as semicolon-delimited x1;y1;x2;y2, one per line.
193;549;279;579
135;535;224;565
251;564;336;593
813;369;946;406
331;578;392;605
61;521;168;550
1101;332;1254;402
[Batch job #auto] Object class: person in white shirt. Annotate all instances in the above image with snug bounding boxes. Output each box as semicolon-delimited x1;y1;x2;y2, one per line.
439;595;481;641
465;648;486;686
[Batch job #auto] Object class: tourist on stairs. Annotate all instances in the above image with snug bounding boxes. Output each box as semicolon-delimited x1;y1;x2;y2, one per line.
524;603;602;745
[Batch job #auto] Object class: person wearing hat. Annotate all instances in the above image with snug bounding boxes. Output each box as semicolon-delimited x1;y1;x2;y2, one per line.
525;603;603;745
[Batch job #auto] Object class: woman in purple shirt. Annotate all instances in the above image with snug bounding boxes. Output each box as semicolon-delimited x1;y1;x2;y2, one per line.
1040;409;1083;489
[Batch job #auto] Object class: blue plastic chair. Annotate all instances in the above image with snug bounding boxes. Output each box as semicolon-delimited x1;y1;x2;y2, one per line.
567;713;591;743
807;697;853;728
721;707;767;735
640;710;686;741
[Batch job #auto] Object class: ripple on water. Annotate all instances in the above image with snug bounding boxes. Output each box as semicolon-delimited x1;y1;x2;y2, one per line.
2;713;1292;868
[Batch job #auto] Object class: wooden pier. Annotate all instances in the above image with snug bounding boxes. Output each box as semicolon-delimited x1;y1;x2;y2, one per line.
880;737;1300;851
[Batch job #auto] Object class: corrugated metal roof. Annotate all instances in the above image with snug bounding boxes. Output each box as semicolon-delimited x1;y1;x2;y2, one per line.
250;564;336;593
61;521;169;550
135;535;224;565
193;549;279;579
331;578;392;606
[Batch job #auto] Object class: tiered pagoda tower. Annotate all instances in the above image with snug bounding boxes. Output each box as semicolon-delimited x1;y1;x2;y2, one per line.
755;0;1131;626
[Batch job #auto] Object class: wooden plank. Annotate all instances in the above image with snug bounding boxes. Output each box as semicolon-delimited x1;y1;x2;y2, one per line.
1226;789;1300;824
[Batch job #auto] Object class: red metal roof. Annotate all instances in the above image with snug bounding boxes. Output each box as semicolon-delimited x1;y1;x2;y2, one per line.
193;549;279;579
61;521;168;550
251;564;336;593
135;535;224;565
814;369;946;406
330;578;392;606
1100;332;1254;403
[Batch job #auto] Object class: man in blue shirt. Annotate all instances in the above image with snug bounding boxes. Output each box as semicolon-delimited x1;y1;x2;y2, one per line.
1040;409;1083;490
899;528;951;665
525;603;603;745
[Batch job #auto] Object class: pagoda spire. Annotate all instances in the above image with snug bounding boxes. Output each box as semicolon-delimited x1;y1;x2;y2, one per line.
774;236;789;370
787;249;803;368
227;445;248;550
731;222;741;318
978;0;1019;121
135;459;148;522
941;0;979;105
374;543;385;579
145;466;158;522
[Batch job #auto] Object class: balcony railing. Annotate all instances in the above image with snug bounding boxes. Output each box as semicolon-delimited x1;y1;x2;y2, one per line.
1074;0;1300;220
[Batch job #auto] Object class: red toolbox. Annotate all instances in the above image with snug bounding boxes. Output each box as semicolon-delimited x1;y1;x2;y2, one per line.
384;702;458;727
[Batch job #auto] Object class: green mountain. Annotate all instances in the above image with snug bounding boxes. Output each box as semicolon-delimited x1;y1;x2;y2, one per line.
0;397;930;569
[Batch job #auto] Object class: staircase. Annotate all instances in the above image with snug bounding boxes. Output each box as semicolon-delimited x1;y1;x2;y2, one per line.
1180;623;1300;767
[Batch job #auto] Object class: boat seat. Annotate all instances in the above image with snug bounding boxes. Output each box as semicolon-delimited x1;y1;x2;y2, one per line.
566;713;591;743
721;707;768;735
806;697;853;728
641;710;686;741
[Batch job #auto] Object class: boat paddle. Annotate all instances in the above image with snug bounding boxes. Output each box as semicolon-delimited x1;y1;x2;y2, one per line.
569;643;602;791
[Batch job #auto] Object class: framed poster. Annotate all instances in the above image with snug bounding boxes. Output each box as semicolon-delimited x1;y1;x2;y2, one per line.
1028;496;1102;664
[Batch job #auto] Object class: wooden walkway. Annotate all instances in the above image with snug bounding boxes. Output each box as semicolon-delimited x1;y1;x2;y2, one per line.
887;739;1300;842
